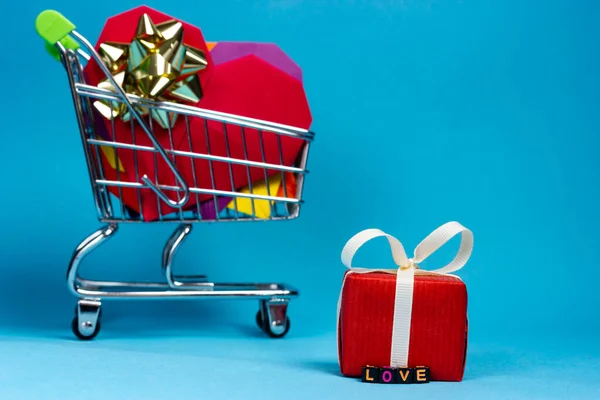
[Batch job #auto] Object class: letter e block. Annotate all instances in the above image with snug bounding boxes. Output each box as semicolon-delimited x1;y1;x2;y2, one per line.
379;367;396;384
396;367;414;384
414;366;430;384
361;366;379;383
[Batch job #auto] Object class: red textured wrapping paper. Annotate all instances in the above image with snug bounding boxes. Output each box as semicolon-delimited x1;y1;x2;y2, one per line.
338;271;468;381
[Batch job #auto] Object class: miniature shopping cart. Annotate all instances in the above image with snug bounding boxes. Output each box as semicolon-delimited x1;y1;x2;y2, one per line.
35;10;315;340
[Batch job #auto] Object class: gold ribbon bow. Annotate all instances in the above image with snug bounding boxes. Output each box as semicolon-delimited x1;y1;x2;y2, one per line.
93;13;208;129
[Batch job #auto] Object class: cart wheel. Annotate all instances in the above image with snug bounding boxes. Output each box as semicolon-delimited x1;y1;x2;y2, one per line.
255;310;264;329
72;302;102;340
71;315;101;340
255;310;290;338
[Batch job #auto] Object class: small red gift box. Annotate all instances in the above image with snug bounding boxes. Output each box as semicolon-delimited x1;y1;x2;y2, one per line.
337;222;474;382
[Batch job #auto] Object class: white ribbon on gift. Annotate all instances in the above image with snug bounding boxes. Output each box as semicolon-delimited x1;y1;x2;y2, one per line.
337;221;474;368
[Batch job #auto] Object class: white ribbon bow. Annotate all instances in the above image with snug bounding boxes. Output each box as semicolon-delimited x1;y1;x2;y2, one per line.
337;221;474;368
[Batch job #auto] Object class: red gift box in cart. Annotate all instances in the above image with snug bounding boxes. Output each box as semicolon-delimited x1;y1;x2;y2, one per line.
35;10;315;340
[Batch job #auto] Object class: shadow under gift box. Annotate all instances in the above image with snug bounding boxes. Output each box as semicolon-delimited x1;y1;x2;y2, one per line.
338;272;468;382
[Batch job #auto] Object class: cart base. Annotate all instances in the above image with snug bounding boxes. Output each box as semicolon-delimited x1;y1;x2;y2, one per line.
68;223;298;340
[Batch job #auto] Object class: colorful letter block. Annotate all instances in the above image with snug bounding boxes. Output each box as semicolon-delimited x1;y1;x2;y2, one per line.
361;366;378;383
414;366;430;384
378;367;396;384
396;367;414;384
360;365;430;384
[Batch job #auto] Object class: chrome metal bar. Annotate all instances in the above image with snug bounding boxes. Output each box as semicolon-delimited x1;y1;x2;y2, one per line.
67;224;118;297
166;118;184;220
202;117;223;220
291;143;311;218
110;100;126;220
130;110;144;219
257;129;275;218
74;84;314;139
184;115;203;218
73;281;299;299
221;122;242;217
98;214;296;224
75;276;208;288
58;45;106;220
86;139;307;174
161;224;214;289
240;126;256;219
68;225;298;299
93;179;303;203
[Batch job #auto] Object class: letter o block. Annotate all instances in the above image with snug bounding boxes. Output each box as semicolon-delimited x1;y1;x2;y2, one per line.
379;367;395;384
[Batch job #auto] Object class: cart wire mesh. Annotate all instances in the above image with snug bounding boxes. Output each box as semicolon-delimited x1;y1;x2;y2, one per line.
61;32;314;224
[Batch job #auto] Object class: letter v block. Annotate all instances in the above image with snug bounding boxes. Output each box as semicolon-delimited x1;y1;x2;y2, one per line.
396;367;414;384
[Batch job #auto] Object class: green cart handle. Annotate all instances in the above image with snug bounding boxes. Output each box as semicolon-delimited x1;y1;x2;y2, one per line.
36;10;81;61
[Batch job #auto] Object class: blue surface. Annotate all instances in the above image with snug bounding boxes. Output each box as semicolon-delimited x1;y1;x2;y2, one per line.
1;330;600;399
1;0;600;398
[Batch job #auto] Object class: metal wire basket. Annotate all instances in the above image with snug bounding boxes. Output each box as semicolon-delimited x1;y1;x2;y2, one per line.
36;10;315;340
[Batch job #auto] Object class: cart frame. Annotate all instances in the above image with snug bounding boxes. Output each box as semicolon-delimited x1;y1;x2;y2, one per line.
36;10;314;340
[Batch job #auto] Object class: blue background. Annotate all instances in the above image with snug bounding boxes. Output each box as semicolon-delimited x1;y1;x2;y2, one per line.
1;0;599;398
